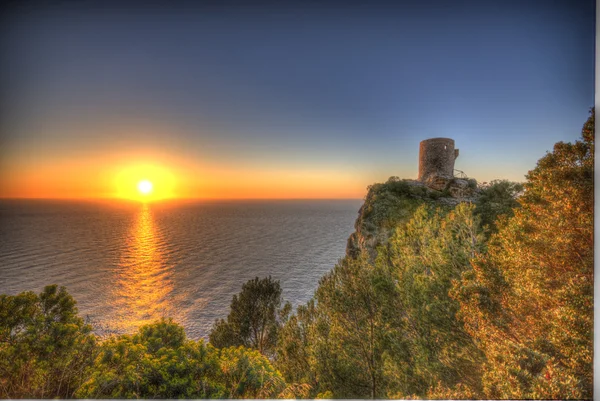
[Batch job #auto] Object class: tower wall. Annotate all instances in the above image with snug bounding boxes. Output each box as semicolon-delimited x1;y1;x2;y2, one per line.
418;138;458;182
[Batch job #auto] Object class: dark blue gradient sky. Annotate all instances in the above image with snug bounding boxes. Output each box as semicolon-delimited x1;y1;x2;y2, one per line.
1;0;595;198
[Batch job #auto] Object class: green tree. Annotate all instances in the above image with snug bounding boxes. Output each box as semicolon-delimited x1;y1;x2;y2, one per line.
209;276;289;357
217;345;287;398
280;253;409;399
277;203;489;399
275;299;316;388
475;179;524;236
318;254;410;399
76;319;224;398
0;285;97;398
453;108;594;398
76;318;295;399
387;202;486;397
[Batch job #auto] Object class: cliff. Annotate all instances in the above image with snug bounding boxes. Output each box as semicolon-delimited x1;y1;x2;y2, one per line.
346;176;478;258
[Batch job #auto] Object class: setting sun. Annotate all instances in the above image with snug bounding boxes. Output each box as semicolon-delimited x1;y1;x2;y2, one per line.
113;163;177;201
137;180;153;195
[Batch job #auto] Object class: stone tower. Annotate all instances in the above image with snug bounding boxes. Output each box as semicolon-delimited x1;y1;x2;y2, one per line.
418;137;459;186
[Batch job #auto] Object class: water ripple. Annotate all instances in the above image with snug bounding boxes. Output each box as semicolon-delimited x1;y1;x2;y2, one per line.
0;199;360;339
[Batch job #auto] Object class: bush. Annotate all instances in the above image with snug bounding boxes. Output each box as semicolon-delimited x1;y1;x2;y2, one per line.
474;179;523;235
0;285;97;398
77;319;222;398
209;276;290;358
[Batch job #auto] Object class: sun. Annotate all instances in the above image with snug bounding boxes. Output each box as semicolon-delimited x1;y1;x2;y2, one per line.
115;163;176;201
137;180;153;195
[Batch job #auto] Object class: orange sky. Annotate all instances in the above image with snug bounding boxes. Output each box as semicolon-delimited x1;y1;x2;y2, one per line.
0;2;592;201
0;123;533;201
0;118;546;201
0;146;369;200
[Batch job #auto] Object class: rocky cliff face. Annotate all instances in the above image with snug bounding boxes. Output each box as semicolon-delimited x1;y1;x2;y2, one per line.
346;176;478;259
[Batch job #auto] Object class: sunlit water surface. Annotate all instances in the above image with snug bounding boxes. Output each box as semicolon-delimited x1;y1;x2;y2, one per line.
0;199;360;339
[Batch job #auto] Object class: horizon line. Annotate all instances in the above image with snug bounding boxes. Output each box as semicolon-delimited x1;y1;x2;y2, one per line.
0;196;364;201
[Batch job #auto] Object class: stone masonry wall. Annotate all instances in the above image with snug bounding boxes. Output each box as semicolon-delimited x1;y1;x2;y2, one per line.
418;137;458;183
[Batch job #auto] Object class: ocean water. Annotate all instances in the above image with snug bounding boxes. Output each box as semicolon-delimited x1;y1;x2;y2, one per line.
0;199;361;339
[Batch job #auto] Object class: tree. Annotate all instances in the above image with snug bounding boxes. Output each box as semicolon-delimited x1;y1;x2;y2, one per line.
453;108;594;398
474;179;523;236
275;299;318;389
76;318;295;399
387;202;486;397
76;319;224;398
284;253;409;399
277;203;489;399
209;276;288;357
217;346;287;398
0;285;97;398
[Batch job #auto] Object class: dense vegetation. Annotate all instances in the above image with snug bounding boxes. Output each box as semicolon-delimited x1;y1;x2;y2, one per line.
209;276;291;358
0;287;303;399
0;110;593;398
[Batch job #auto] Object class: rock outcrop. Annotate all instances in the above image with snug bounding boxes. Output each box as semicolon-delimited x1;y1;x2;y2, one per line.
346;176;479;259
347;137;479;258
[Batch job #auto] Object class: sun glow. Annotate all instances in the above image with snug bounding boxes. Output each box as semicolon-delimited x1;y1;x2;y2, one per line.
114;163;177;201
137;180;153;195
114;204;175;331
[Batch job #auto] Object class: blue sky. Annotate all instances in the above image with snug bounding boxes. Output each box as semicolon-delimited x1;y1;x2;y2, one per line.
0;0;595;198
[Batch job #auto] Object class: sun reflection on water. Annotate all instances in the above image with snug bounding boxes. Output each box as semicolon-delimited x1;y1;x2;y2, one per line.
114;203;174;333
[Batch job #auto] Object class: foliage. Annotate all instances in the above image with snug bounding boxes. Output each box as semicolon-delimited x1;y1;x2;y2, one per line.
466;178;478;189
474;179;524;235
315;389;333;399
277;253;409;398
424;381;477;399
310;253;408;398
361;177;447;231
77;318;292;399
209;276;289;357
0;285;97;399
275;299;319;389
453;108;594;398
218;345;286;398
277;382;312;399
277;203;488;399
387;203;486;396
1;285;291;399
76;318;223;398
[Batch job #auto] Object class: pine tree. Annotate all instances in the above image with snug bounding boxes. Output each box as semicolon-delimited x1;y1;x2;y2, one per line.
453;108;594;398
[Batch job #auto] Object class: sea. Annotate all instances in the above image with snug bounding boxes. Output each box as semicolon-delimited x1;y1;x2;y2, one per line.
0;199;361;339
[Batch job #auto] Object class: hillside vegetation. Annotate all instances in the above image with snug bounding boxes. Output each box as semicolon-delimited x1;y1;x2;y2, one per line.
0;109;593;399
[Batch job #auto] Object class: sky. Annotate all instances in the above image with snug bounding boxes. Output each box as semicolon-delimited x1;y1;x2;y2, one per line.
0;0;595;199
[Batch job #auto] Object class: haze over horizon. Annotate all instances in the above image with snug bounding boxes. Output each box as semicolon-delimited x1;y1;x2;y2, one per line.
0;0;594;200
